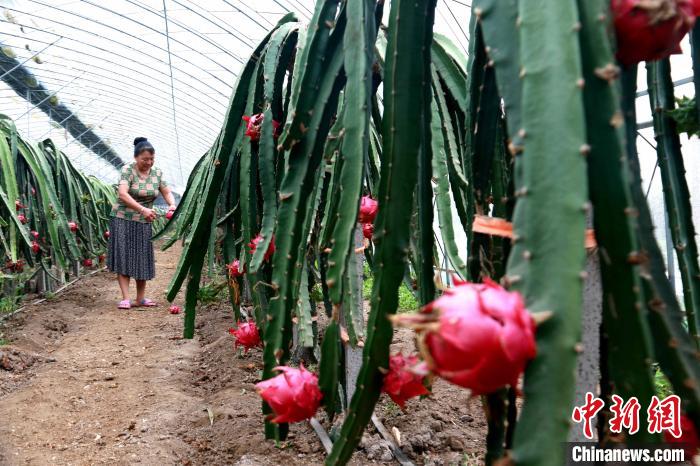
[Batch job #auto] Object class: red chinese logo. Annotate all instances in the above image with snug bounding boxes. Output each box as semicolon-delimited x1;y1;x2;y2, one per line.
572;392;605;439
648;395;682;439
572;393;683;439
609;395;641;435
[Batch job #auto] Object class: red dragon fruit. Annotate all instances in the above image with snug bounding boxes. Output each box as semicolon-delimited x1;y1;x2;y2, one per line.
98;254;106;264
362;222;374;240
5;259;25;273
358;196;378;224
228;321;262;353
392;278;537;395
30;230;39;239
382;353;430;408
82;258;93;267
255;364;323;423
68;221;78;232
17;214;28;224
665;415;700;460
104;230;110;239
165;210;174;220
169;305;182;314
612;0;696;65
242;113;281;142
248;234;275;262
227;259;244;278
31;241;40;254
15;200;24;211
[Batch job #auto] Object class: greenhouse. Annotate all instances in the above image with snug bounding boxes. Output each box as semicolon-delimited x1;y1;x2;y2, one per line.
1;0;700;464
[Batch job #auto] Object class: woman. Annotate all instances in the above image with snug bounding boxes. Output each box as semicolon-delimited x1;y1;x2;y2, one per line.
107;137;176;309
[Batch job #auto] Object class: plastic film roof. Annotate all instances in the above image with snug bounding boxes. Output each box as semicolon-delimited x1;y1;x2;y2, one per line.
0;0;470;192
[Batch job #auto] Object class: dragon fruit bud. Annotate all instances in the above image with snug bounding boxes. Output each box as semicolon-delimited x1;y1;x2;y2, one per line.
612;0;695;65
82;258;93;267
104;230;110;239
248;234;275;262
68;221;78;232
228;321;262;353
255;365;323;424
18;214;28;224
362;222;374;240
227;259;244;278
31;241;40;254
358;196;378;224
30;230;39;239
169;305;181;314
381;353;430;408
393;278;536;395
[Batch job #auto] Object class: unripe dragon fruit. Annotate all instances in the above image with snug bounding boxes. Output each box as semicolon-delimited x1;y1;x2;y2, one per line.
255;365;323;423
248;234;275;262
228;321;262;353
381;353;430;408
612;0;696;65
393;278;537;395
358;196;378;224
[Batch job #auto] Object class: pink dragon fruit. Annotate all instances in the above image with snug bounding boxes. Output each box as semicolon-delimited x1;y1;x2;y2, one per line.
612;0;696;65
255;365;323;423
248;234;275;262
358;196;378;224
393;278;537;395
228;321;262;353
227;259;244;278
382;353;430;408
242;113;281;142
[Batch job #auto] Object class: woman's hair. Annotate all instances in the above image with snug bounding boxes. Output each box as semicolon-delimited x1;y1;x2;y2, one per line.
133;137;155;156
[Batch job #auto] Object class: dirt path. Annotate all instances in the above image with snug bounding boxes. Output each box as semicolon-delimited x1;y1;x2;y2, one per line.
0;243;486;466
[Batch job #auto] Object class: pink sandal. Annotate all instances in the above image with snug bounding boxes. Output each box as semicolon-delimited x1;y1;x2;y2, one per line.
118;300;131;310
138;298;158;307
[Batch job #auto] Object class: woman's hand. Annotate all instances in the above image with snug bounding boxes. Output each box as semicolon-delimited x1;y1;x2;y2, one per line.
141;207;157;222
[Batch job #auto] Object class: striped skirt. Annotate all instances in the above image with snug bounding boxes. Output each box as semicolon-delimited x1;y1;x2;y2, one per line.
107;217;155;280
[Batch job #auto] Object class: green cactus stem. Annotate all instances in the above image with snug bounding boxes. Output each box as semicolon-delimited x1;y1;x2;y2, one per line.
506;1;588;464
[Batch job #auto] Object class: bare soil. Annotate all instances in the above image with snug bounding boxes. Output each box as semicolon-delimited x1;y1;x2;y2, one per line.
0;243;486;465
